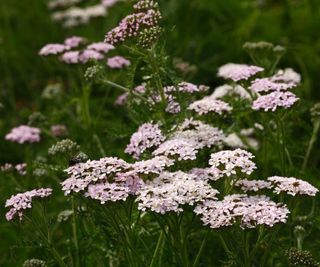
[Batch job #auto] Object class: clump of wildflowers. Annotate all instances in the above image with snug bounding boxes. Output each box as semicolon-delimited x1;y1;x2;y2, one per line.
5;188;53;221
22;259;47;267
48;139;80;156
107;56;131;69
5;125;41;144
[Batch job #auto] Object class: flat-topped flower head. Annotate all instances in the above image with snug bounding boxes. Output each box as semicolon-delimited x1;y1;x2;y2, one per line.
107;56;131;69
39;43;69;56
125;122;165;159
188;97;232;115
5;188;52;221
195;194;289;229
152;138;198;161
267;176;318;196
130;156;174;174
250;78;297;93
60;51;80;64
137;171;219;214
5;125;41;144
272;68;301;84
235;179;272;192
64;36;85;48
209;148;256;177
62;157;129;194
252;91;299;112
87;42;114;53
79;49;104;63
218;63;264;82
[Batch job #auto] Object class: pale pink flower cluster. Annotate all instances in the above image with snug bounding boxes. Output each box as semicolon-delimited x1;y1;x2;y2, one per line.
40;37;115;64
105;7;161;45
0;163;27;176
209;149;256;176
252;91;299;112
62;155;175;203
154;121;224;161
125;122;165;159
267;176;319;196
188;97;232;115
62;157;129;194
194;194;289;229
188;167;222;181
5;188;52;221
39;44;68;56
50;124;68;137
250;78;296;93
107;56;131;69
64;36;85;48
235;179;272;192
137;171;219;214
5;125;41;144
218;63;264;82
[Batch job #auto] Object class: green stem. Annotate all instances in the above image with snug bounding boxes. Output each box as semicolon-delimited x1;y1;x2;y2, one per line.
149;230;165;267
302;120;320;171
192;230;211;267
276;116;286;175
81;85;91;129
71;197;80;267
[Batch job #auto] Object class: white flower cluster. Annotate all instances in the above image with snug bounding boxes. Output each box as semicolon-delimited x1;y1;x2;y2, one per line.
194;194;290;229
188;97;232;115
137;171;219;214
209;149;256;176
125;122;165;159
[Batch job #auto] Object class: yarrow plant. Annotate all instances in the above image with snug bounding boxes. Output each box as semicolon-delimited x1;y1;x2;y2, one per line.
3;1;320;267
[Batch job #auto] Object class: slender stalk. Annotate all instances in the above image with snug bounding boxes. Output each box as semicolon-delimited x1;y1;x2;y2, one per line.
276;116;286;175
71;196;81;267
302;120;320;171
149;230;165;267
81;85;91;128
192;230;211;267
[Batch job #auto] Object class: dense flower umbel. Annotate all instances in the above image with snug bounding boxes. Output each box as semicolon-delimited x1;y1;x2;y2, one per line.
137;171;219;214
105;0;161;45
164;82;209;94
107;56;131;69
5;188;52;221
252;91;299;112
267;176;319;196
5;125;41;144
39;44;69;55
209;149;256;177
64;36;85;48
217;63;264;82
235;179;272;192
188;97;232;115
125;122;165;159
194;194;290;229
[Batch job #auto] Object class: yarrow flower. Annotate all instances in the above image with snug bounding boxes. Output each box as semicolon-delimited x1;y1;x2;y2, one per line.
252;91;299;112
61;51;80;64
188;167;222;181
105;1;162;45
267;176;319;196
64;36;85;48
250;78;297;93
209;149;256;177
188;97;232;115
62;157;129;194
50;124;68;137
5;125;41;144
87;42;115;53
79;49;104;63
107;56;131;69
194;194;289;229
130;156;174;175
210;84;251;100
1;163;27;176
137;171;219;214
235;179;272;192
39;43;69;56
5;188;53;221
218;63;264;82
125;122;165;159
